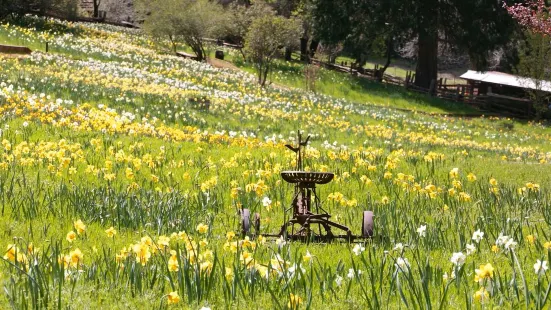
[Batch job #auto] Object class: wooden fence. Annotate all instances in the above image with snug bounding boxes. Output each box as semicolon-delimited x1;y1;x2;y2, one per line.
309;58;535;118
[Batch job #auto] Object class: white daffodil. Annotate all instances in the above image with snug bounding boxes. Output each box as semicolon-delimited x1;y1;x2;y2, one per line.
504;238;517;251
472;229;484;243
417;225;427;237
335;275;343;287
450;252;466;266
262;196;272;207
395;257;410;272
347;268;355;279
394;243;404;251
534;260;548;276
466;244;476;255
352;243;365;256
496;233;509;246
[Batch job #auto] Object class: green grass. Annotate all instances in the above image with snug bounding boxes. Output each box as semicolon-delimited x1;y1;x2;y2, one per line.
228;56;480;115
1;16;551;309
172;39;472;115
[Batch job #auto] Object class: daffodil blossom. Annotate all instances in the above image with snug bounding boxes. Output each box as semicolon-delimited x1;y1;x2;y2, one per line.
395;257;410;273
450;252;466;266
466;244;476;255
394;243;405;251
335;275;343;287
352;244;365;256
472;229;484;243
262;196;272;207
417;225;427;238
534;260;548;276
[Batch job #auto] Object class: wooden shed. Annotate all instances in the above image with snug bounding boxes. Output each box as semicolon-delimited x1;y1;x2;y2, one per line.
460;70;551;97
460;70;551;117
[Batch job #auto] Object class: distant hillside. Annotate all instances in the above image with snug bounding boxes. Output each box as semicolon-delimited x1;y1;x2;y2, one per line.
78;0;242;23
80;0;135;23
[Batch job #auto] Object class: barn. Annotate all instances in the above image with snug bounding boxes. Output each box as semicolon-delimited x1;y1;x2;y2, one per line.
460;70;551;97
460;70;551;117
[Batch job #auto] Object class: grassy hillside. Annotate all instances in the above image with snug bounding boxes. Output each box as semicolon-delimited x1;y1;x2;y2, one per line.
0;16;550;309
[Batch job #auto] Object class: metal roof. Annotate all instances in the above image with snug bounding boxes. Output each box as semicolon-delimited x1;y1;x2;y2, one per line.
460;70;551;93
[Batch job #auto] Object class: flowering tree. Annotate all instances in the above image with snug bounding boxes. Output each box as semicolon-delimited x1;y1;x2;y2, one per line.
503;0;551;35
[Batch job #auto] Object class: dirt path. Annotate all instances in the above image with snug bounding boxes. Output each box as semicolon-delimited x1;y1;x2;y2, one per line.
0;53;30;60
207;58;239;71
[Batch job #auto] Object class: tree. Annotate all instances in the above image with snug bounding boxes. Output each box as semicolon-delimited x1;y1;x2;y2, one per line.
93;0;101;18
312;0;411;78
313;0;519;89
317;42;343;64
0;0;27;19
138;0;227;62
516;32;551;119
244;15;301;86
504;0;551;35
504;0;551;118
0;0;78;21
226;1;275;47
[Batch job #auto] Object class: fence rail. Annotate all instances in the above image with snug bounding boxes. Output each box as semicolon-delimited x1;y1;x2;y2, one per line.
309;58;535;119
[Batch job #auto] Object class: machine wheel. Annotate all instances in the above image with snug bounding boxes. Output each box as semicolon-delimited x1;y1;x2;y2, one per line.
254;213;261;235
241;209;251;236
362;211;374;238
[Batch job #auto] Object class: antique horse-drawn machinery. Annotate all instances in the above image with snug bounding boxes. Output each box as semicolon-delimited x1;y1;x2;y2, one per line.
240;133;374;242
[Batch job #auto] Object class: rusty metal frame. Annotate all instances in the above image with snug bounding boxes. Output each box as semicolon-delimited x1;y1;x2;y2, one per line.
240;131;374;242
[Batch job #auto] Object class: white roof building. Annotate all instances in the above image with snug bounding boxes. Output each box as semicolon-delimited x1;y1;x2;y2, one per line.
460;70;551;93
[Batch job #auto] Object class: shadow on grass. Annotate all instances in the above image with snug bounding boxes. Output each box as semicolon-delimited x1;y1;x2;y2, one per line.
348;75;481;115
230;56;480;115
6;15;82;36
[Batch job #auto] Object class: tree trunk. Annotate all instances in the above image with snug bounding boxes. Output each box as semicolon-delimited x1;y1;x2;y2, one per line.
168;35;177;54
309;40;319;60
414;1;438;89
196;48;204;62
284;47;292;61
355;54;367;70
258;63;263;85
415;28;438;89
300;37;308;62
93;0;101;18
375;37;393;81
261;65;270;87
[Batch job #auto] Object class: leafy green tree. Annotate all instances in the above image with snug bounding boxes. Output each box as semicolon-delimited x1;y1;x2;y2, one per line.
0;0;28;19
0;0;78;21
443;0;520;71
226;1;275;47
312;0;519;88
244;15;301;86
138;0;227;61
516;32;551;119
312;0;411;77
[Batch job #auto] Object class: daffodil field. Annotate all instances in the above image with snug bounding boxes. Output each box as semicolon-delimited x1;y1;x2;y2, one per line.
2;16;551;309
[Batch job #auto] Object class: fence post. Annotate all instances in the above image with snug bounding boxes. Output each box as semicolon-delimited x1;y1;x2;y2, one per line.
429;79;436;96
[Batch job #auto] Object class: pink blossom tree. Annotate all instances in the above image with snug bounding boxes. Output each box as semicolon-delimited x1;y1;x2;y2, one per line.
504;0;551;35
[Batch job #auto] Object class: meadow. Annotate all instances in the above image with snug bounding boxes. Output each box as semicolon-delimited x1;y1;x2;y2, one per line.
0;16;551;309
